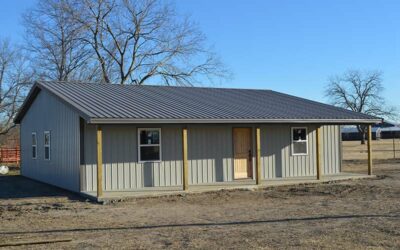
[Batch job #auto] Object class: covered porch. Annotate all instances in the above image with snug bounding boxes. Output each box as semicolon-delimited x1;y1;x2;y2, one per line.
85;124;375;202
82;172;375;202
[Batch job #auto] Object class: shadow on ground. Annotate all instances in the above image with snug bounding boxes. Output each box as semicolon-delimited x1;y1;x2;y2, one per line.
0;175;81;201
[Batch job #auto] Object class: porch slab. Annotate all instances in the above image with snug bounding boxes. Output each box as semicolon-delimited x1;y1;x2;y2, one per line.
82;172;376;203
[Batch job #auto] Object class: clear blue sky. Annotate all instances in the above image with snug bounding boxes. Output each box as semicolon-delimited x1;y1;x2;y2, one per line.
1;0;399;108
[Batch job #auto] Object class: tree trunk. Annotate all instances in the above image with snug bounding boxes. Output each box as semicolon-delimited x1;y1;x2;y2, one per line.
357;125;367;145
361;134;366;144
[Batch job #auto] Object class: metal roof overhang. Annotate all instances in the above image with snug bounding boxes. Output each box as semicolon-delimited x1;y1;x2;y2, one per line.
88;118;383;125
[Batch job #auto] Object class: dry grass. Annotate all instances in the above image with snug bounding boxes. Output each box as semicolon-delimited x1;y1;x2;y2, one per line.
343;138;400;160
0;142;399;249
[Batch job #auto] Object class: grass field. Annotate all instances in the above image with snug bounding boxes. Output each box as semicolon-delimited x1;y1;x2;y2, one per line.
0;140;398;249
343;138;400;161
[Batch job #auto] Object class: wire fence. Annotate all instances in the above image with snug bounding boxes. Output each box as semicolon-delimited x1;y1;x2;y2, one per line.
343;138;400;161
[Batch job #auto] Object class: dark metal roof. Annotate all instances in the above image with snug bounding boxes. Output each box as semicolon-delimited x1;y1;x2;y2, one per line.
15;81;382;124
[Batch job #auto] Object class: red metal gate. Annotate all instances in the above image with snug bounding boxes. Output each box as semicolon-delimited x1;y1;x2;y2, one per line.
0;147;20;164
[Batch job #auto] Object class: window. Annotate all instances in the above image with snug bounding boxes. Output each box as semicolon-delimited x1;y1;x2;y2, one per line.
32;132;37;159
291;127;308;155
44;131;51;160
138;128;161;162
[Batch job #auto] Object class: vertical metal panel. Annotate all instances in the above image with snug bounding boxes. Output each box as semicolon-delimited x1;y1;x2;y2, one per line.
261;125;340;179
20;90;80;192
260;125;322;179
321;125;341;174
316;126;322;180
187;125;234;184
81;123;97;191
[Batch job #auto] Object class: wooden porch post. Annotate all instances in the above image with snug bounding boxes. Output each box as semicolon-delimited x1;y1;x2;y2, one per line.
255;127;262;185
367;125;373;175
96;126;103;198
316;126;322;180
182;128;189;190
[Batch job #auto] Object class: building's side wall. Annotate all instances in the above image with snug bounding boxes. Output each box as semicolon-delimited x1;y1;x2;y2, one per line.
82;124;341;192
20;90;80;192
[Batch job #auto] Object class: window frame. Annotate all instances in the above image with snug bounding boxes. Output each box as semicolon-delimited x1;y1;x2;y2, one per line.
32;132;37;159
137;128;162;163
44;131;51;161
291;127;308;156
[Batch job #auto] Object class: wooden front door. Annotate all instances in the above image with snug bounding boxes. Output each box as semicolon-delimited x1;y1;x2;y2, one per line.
233;128;252;179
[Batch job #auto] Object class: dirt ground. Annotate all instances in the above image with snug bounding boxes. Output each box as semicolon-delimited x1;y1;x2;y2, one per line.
0;143;399;249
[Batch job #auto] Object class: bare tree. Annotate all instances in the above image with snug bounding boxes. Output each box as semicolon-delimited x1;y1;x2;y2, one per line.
0;39;33;135
23;0;97;81
326;70;397;144
67;0;228;85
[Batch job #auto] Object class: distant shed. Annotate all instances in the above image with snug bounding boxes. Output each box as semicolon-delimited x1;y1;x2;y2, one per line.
380;126;400;139
341;126;381;141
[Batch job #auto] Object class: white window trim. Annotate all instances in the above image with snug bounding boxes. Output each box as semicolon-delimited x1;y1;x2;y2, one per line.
137;128;162;163
291;127;308;156
32;132;37;159
44;131;51;161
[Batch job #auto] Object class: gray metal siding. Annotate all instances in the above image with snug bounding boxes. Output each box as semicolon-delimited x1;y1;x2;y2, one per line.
260;125;317;179
187;125;237;184
260;125;341;179
321;125;341;174
81;124;341;191
20;90;80;192
81;124;183;192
